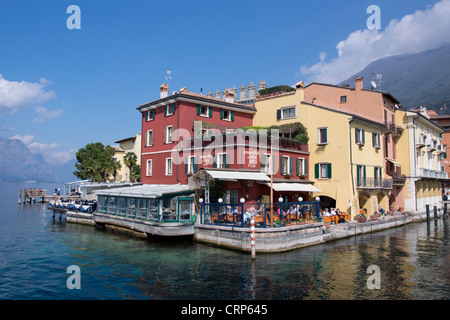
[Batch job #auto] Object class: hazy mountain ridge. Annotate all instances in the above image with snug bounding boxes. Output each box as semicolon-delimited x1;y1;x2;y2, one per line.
339;43;450;113
0;136;74;183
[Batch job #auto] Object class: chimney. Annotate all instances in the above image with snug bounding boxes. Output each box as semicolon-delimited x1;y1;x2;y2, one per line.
240;84;247;100
258;80;267;91
214;89;221;99
224;90;234;103
248;82;256;99
355;76;363;91
160;83;169;99
295;81;305;89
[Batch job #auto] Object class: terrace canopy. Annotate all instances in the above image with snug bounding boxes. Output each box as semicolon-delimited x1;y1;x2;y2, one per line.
265;182;322;193
204;169;271;182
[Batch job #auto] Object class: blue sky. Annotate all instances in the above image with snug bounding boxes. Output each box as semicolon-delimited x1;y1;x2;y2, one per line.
0;0;447;166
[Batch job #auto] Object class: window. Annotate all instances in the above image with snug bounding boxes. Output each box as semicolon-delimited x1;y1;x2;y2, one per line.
165;158;173;175
276;106;296;120
261;154;273;174
165;103;176;116
146;130;154;147
185;156;198;175
197;104;212;117
297;158;308;176
374;167;382;187
315;163;332;179
146;159;152;176
280;156;294;176
215;153;229;169
355;128;365;145
318;127;328;145
146;109;155;121
356;165;366;187
164;126;174;144
220;109;234;121
282;107;296;119
340;95;347;103
372;132;380;148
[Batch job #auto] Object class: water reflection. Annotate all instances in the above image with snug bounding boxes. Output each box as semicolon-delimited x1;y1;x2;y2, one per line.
1;182;449;300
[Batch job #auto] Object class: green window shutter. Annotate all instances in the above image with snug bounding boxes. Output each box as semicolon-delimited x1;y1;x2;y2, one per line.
280;157;285;175
357;166;360;185
208;107;212;118
362;130;365;144
197;104;201;116
193;157;198;173
296;158;300;176
225;154;229;168
220;109;224;120
277;109;281;120
231;111;234;121
164;105;168;116
151;109;155;119
305;159;308;175
355;128;359;143
363;165;366;186
372;132;376;147
289;157;294;176
315;163;319;179
327;163;332;179
171;103;176;114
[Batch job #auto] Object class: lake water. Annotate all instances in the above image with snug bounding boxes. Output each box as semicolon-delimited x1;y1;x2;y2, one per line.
0;182;449;301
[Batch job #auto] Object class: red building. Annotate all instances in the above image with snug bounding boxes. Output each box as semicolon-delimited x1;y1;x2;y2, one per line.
137;84;318;205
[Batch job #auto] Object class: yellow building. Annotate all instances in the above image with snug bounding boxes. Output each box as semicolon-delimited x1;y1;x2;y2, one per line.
254;85;389;218
395;107;447;212
107;133;142;182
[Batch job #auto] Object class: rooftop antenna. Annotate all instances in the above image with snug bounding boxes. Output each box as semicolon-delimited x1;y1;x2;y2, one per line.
165;69;172;84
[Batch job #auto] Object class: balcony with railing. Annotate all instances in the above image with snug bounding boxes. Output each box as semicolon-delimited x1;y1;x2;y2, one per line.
356;178;393;189
384;122;403;136
417;168;448;179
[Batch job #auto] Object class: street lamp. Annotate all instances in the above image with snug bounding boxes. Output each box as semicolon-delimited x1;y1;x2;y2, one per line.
315;196;320;202
278;197;284;203
240;198;245;204
298;197;303;202
218;198;223;203
199;198;204;203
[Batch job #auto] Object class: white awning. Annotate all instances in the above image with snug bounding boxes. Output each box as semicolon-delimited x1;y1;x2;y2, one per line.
204;169;270;182
265;182;322;193
94;184;193;198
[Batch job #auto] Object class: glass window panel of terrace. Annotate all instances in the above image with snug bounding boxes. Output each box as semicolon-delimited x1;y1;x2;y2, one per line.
107;196;116;214
179;200;192;221
147;199;159;220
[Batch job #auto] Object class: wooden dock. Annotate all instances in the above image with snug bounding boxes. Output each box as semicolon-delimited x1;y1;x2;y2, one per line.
18;188;81;205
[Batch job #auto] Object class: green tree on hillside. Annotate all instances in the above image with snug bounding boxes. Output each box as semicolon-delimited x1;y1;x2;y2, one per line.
73;142;117;182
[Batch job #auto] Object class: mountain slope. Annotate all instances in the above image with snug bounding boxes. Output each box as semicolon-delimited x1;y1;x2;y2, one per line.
0;137;60;183
339;43;450;109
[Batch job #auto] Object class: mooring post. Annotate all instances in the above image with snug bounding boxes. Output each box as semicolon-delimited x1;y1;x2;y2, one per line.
434;206;438;220
251;218;255;260
445;203;448;218
426;204;430;222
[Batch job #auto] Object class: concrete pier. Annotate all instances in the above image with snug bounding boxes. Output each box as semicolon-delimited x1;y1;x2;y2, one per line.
194;213;413;253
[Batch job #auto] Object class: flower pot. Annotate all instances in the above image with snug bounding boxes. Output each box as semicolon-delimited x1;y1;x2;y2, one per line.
357;217;367;223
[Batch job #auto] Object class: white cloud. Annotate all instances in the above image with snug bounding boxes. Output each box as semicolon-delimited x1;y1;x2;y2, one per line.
0;75;56;113
10;134;75;165
33;106;63;123
300;0;450;84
